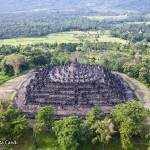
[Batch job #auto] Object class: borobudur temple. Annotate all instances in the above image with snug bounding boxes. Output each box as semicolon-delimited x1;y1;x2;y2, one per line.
15;58;136;119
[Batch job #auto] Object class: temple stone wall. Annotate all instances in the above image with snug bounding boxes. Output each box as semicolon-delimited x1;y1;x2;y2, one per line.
19;59;137;119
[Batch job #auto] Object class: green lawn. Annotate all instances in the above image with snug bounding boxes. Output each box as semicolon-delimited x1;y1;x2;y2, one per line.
0;31;127;46
1;129;148;150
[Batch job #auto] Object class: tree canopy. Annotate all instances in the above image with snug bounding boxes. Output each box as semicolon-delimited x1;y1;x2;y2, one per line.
1;54;27;76
54;116;88;150
34;106;54;133
86;106;104;127
112;101;150;150
0;100;29;140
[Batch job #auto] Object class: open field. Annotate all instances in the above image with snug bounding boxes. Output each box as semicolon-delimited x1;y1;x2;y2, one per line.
85;15;128;21
0;31;127;46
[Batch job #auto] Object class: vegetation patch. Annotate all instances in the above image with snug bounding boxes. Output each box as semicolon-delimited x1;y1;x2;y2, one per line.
0;75;13;85
0;31;127;46
1;102;149;150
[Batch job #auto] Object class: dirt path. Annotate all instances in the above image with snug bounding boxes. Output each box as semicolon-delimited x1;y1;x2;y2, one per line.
0;71;34;100
118;73;150;109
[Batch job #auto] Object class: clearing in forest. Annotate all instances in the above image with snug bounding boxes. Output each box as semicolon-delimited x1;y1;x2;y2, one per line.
0;31;127;46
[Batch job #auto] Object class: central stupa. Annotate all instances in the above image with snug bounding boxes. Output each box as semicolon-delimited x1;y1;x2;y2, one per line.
50;58;105;83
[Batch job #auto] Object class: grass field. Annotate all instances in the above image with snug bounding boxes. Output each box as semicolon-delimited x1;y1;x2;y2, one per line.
0;75;14;85
1;129;148;150
85;15;128;21
0;31;127;46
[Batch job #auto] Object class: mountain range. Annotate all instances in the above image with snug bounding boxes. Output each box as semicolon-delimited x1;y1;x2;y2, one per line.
0;0;150;14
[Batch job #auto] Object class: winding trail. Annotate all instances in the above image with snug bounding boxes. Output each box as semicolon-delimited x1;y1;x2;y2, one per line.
118;73;150;109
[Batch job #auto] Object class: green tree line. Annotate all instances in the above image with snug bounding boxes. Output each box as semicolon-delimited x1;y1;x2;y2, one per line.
0;42;149;86
1;99;149;150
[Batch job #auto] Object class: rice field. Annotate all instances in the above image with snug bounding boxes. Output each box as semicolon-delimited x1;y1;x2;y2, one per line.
0;31;127;46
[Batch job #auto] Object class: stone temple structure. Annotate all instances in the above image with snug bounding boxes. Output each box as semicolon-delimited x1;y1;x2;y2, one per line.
15;58;136;119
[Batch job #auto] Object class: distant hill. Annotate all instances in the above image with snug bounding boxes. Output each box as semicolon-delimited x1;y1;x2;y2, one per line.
0;0;150;14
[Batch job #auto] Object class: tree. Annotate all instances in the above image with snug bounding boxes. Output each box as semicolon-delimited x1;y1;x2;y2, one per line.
139;67;150;85
100;29;105;35
99;57;111;69
50;56;59;65
0;107;29;140
54;116;88;150
1;54;27;76
34;106;54;133
91;117;113;145
112;101;149;150
30;48;49;66
0;99;13;111
86;106;104;127
2;64;14;76
86;107;113;147
119;118;134;150
123;62;136;78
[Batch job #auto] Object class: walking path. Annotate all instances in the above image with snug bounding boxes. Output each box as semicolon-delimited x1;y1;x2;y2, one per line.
118;73;150;109
0;71;34;100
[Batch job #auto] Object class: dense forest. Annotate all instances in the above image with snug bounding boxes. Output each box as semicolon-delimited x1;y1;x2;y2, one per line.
0;9;150;39
0;18;102;39
111;24;150;42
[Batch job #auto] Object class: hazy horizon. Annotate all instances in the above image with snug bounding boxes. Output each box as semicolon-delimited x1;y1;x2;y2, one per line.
0;0;150;14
